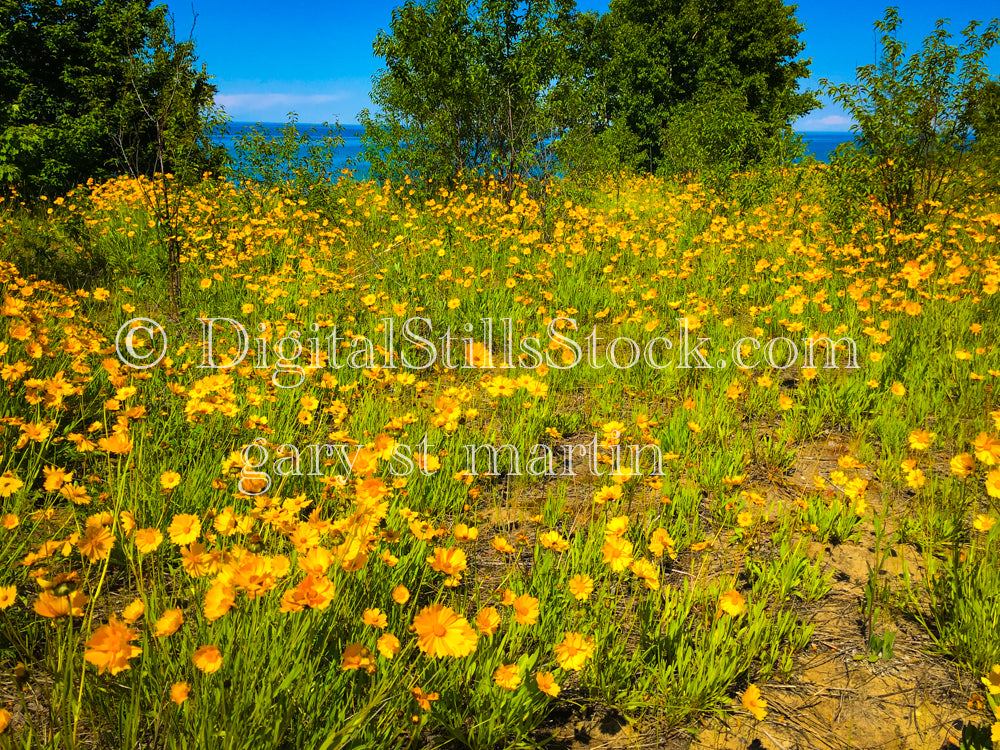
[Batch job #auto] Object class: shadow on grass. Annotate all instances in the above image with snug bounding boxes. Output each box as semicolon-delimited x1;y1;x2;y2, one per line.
2;213;109;290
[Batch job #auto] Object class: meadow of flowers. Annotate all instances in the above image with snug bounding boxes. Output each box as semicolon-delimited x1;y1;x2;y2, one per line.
1;168;1000;749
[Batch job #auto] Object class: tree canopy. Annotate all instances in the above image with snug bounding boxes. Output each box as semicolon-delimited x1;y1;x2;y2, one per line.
0;0;222;196
359;0;584;193
361;0;817;184
822;8;1000;229
601;0;817;172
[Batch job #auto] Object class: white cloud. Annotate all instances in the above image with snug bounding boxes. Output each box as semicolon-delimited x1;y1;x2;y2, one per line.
212;82;372;123
794;113;856;132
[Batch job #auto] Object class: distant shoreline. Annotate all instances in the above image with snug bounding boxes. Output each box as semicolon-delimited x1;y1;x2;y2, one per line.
213;124;854;164
222;121;851;135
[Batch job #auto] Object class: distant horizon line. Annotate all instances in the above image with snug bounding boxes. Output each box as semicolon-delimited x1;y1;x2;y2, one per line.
220;121;855;135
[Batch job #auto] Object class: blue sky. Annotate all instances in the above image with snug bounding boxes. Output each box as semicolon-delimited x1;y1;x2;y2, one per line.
166;0;999;130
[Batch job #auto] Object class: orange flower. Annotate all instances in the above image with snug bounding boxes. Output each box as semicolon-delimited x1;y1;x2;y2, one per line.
718;589;746;617
536;671;560;697
511;594;539;626
593;485;622;504
134;528;163;554
160;471;182;490
341;643;376;673
290;523;320;553
192;645;223;674
203;582;236;621
982;664;1000;695
411;686;439;710
362;608;388;629
475;606;501;636
60;483;91;505
974;515;996;533
355;476;389;505
741;684;768;720
601;536;633;572
986;470;1000;499
98;431;133;454
0;707;9;733
121;599;145;624
843;477;868;501
87;511;114;527
950;453;975;477
154;608;184;637
0;472;24;498
230;553;281;598
492;535;515;554
78;524;115;561
604;515;629;538
43;466;72;492
279;573;336;612
648;528;676;559
630;558;660;591
568;574;593;601
905;468;926;490
412;603;478;658
907;429;935;451
34;590;88;619
168;514;201;545
377;633;401;659
974;433;1000;466
213;507;238;536
391;585;410;604
181;542;213;578
539;530;569;552
493;663;522;689
84;616;142;675
170;682;190;706
0;585;16;610
553;631;594;671
298;545;333;576
426;546;468;586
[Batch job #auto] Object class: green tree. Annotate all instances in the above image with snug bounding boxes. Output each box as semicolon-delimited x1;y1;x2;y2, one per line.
0;0;221;197
100;10;226;315
658;85;804;206
822;8;1000;231
229;113;346;214
111;13;226;186
544;9;643;185
601;0;817;172
965;79;1000;157
359;0;587;197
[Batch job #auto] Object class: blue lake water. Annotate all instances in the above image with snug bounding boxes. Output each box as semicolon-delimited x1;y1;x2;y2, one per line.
216;122;368;178
798;131;854;162
212;123;854;180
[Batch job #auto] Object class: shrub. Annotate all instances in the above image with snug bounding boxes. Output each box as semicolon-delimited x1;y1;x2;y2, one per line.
229;113;346;206
658;86;805;208
821;8;1000;233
